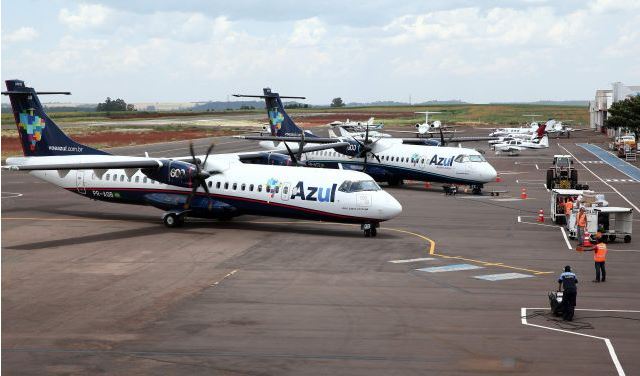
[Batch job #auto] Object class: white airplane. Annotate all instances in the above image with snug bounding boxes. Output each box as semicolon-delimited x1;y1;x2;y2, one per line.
543;119;588;138
489;123;539;137
235;89;497;194
329;117;384;130
388;111;459;137
493;135;549;155
1;80;402;237
488;133;541;145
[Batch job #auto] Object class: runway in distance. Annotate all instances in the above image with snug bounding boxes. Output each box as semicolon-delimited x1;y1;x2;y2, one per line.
236;89;498;194
2;80;402;236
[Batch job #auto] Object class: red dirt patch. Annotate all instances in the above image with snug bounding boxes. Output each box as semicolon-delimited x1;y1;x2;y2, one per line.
2;129;240;157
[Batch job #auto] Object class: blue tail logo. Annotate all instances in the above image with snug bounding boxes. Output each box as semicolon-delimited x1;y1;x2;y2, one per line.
268;108;285;131
18;109;46;152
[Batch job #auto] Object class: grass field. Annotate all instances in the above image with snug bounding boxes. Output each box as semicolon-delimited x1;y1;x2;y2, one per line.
1;103;589;127
288;104;589;126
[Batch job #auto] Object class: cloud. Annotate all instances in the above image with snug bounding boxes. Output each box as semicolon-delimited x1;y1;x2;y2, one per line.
2;27;39;43
59;3;112;29
288;17;327;46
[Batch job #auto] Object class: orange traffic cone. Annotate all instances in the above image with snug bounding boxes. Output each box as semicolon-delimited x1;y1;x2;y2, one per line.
424;182;432;189
537;209;544;222
582;232;592;247
520;188;527;199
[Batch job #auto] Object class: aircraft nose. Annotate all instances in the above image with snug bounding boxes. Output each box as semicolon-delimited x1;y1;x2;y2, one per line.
381;192;403;220
485;163;498;182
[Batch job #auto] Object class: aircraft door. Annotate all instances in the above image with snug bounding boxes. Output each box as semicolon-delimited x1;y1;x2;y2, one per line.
76;170;87;194
281;182;291;201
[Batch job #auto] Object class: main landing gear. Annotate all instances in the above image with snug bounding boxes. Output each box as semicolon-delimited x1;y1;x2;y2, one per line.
163;212;185;228
362;223;379;237
471;184;483;195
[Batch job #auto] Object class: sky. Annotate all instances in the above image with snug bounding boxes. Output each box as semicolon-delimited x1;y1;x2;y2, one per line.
1;0;639;104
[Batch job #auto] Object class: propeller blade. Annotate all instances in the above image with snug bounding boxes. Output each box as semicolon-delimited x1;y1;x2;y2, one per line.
189;142;197;166
283;142;298;166
439;127;445;146
184;183;199;210
202;142;215;166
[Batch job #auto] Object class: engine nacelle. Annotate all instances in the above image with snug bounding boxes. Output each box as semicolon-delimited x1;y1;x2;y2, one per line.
142;160;198;188
333;140;362;157
242;153;293;166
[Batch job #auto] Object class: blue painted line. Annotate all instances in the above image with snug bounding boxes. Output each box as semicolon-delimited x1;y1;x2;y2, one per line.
578;143;640;181
416;264;482;273
474;273;533;281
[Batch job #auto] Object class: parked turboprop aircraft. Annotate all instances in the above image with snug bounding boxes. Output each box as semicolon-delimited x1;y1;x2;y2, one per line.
235;89;497;194
2;80;402;236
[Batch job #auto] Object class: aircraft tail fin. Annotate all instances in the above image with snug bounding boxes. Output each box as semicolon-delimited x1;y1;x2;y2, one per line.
338;127;351;137
3;80;108;157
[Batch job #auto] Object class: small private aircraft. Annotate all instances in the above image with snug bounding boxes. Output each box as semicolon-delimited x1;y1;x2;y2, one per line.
492;135;549;155
2;80;402;237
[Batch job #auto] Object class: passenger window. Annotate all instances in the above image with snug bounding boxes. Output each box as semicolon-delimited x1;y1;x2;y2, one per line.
250;184;254;191
113;174;117;181
283;186;289;195
135;176;139;183
258;185;262;192
216;182;221;189
232;183;237;190
208;181;212;188
421;159;424;164
120;175;124;182
241;183;246;191
143;177;148;183
105;173;110;180
275;186;280;193
224;182;229;189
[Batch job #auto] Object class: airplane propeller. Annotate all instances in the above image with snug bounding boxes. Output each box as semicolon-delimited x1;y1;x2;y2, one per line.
282;129;306;166
184;141;216;210
353;123;381;172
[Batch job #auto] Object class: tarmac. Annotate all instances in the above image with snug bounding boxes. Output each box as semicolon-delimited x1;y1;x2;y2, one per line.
2;128;639;375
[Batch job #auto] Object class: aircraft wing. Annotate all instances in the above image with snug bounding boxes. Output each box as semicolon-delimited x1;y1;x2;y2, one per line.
3;157;163;171
235;135;338;144
235;141;350;160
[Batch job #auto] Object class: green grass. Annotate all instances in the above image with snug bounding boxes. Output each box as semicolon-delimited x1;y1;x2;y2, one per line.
288;104;589;126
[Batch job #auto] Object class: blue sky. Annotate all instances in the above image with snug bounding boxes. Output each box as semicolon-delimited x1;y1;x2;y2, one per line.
2;0;639;104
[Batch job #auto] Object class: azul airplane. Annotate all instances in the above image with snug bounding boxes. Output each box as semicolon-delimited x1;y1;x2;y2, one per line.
236;89;498;194
2;80;402;237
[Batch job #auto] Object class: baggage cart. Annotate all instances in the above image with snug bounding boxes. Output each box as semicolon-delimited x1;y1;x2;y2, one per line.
594;207;633;243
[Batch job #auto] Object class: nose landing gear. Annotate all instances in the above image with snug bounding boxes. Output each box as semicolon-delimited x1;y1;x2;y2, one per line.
362;223;379;237
163;212;185;228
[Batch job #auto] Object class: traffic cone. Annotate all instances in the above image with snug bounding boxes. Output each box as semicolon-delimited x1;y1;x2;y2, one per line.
424;182;432;189
520;188;527;199
537;209;544;222
582;232;592;247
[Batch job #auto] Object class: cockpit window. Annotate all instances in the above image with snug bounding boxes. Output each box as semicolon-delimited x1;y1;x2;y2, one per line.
469;154;486;162
454;154;471;163
338;180;381;193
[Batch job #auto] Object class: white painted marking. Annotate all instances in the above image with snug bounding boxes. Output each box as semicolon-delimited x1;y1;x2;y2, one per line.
535;164;539;170
608;249;640;253
416;264;482;273
475;273;533;281
517;216;522;223
389;257;436;264
560;227;572;250
560;145;639;213
543;183;549;192
521;307;636;376
1;192;23;198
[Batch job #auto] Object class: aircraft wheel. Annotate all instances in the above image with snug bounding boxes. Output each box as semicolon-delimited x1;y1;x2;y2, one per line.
163;213;183;228
364;229;372;238
624;235;631;243
371;227;377;237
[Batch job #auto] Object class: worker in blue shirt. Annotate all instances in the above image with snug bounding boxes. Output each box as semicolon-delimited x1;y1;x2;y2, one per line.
558;265;578;321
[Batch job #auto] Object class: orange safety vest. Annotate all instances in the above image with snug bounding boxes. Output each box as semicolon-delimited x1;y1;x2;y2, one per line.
565;201;573;215
577;212;587;227
594;243;607;262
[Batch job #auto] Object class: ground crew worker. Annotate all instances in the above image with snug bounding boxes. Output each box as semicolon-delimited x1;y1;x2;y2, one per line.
558;265;578;321
584;233;607;282
565;198;574;216
576;207;587;241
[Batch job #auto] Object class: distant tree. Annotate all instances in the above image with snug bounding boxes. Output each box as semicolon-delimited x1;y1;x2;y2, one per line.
284;102;309;109
96;97;129;112
605;95;640;141
240;105;255;110
126;104;135;111
330;97;345;107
